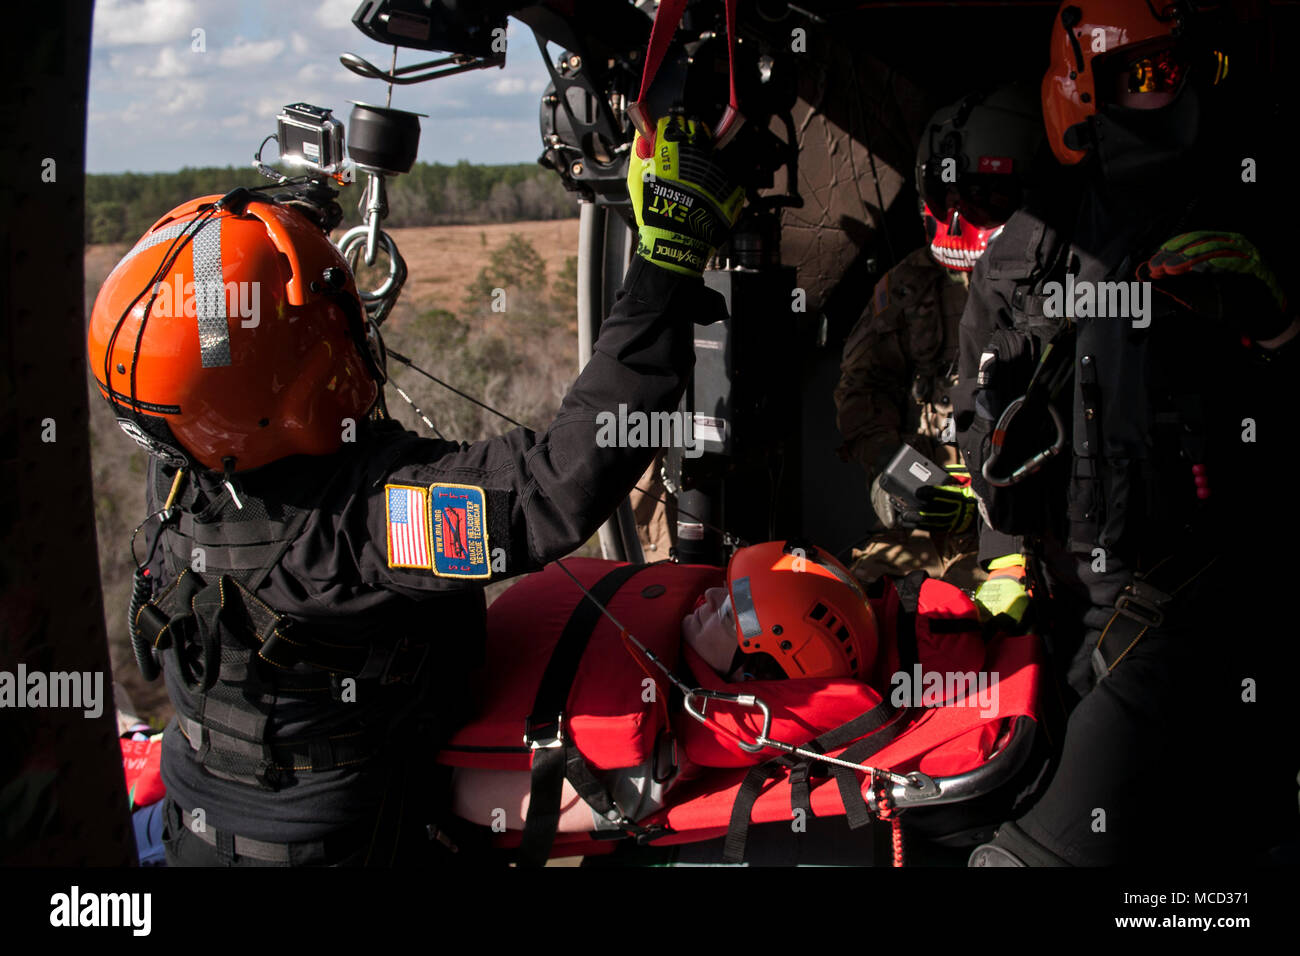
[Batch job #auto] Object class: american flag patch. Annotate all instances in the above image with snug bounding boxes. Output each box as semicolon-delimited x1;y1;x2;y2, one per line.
385;484;432;569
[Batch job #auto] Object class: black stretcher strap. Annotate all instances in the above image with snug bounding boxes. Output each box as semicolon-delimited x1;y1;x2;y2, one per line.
805;697;899;756
893;570;928;677
722;704;913;864
517;562;649;867
831;711;914;830
722;763;789;864
721;575;929;863
789;760;813;820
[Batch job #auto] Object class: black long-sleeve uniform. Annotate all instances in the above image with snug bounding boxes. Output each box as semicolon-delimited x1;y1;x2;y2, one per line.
147;258;726;854
953;165;1298;865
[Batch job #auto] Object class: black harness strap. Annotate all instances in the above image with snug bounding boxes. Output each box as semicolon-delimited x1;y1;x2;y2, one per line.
1092;548;1217;681
517;562;649;867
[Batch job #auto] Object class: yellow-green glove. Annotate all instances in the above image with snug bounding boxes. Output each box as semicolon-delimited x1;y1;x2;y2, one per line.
902;464;977;534
626;113;744;278
973;554;1029;626
1139;231;1290;340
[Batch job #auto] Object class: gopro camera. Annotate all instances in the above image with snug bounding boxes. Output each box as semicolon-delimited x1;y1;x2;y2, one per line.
276;103;346;175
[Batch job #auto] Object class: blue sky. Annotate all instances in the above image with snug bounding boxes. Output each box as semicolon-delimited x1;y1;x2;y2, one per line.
88;0;556;173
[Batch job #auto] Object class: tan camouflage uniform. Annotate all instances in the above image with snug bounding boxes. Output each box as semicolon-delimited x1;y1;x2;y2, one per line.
834;247;983;590
631;455;675;559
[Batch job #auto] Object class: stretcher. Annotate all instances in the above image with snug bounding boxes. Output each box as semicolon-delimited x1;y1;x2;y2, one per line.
438;557;1044;866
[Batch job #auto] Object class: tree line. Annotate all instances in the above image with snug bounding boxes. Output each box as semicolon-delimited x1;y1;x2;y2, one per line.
85;161;578;244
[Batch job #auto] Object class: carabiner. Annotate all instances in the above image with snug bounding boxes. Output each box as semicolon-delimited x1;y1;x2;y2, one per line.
683;688;773;754
981;398;1066;488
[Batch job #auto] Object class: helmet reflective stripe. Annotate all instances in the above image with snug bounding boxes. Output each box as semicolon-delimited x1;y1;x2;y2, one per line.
115;216;232;369
189;217;231;368
730;575;762;639
116;219;196;267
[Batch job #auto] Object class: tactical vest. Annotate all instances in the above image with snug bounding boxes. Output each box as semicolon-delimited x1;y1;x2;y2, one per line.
960;203;1227;566
132;463;433;793
880;248;968;443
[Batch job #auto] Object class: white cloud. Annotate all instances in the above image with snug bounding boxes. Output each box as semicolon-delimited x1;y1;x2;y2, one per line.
315;0;360;30
296;62;329;84
157;80;207;115
217;38;286;68
135;46;190;78
93;0;199;48
253;97;286;121
489;76;528;96
88;1;553;170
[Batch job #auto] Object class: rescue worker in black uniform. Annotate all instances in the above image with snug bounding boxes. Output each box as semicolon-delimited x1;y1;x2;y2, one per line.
87;113;743;866
956;1;1299;865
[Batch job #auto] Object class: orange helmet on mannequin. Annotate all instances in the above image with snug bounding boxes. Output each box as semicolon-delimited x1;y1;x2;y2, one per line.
723;541;877;680
88;191;381;473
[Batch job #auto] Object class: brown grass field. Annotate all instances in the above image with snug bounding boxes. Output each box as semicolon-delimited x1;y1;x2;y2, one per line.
386;220;579;314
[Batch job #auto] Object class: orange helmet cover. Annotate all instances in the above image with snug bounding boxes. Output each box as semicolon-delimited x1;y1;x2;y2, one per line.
88;195;379;472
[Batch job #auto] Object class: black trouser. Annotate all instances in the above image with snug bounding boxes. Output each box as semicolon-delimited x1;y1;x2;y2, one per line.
161;743;459;867
984;567;1297;866
161;796;376;867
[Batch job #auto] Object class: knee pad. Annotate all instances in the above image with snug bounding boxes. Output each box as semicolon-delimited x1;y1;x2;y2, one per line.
968;821;1072;867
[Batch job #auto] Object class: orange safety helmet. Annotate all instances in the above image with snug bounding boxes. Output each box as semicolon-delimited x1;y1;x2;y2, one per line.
88;192;381;473
1042;1;1224;166
723;541;877;680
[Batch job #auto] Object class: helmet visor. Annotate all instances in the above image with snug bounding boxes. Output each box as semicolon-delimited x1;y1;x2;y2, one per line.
1095;40;1191;110
921;162;1022;230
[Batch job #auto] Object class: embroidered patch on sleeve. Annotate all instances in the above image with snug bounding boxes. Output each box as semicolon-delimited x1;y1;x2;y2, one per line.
386;484;432;569
428;483;492;579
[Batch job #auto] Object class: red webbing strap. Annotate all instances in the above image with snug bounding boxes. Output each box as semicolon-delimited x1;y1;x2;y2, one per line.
635;0;689;106
717;0;741;145
628;0;743;157
630;0;690;156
